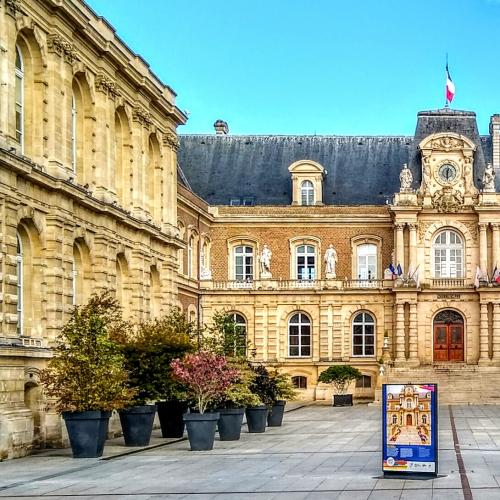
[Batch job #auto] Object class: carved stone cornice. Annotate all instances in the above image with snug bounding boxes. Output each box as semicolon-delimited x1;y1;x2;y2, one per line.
429;136;465;152
47;34;78;64
95;74;120;99
132;106;152;126
163;131;179;151
5;0;22;17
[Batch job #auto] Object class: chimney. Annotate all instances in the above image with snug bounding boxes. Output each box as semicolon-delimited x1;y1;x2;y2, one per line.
490;115;500;171
214;119;229;135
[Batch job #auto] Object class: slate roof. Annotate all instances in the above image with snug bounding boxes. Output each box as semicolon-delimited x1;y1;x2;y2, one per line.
178;109;493;206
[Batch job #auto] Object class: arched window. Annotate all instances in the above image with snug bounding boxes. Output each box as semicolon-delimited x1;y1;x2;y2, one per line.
71;94;77;172
352;312;375;356
357;244;377;280
147;135;161;222
15;45;24;150
71;255;77;306
392;415;397;424
150;265;161;317
433;230;463;278
291;376;307;389
234;246;253;281
297;245;316;280
300;180;314;205
288;312;311;357
116;253;129;308
187;235;194;278
422;415;427;424
16;233;23;335
228;312;247;356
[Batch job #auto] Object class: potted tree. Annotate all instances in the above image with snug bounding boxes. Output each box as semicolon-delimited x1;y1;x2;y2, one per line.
40;291;134;458
119;311;196;439
171;352;239;450
246;364;275;433
267;370;297;427
215;361;261;441
318;365;362;407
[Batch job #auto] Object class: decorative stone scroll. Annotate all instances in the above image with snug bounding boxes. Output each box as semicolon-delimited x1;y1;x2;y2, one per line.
132;106;152;126
163;131;180;152
5;0;22;17
95;74;120;99
47;34;78;64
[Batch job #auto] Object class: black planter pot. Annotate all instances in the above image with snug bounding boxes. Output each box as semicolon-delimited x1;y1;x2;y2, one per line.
267;400;286;427
183;411;220;451
333;394;353;407
157;400;188;438
62;410;111;458
245;405;268;433
217;408;245;441
119;405;156;447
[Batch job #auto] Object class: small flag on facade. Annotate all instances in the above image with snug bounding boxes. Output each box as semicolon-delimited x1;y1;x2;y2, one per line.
474;266;482;288
397;263;403;276
446;63;455;104
493;264;500;284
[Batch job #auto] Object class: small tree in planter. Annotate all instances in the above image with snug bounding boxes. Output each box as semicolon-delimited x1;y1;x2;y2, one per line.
171;352;239;450
245;364;275;432
112;310;196;441
318;365;362;407
40;290;134;458
267;370;297;427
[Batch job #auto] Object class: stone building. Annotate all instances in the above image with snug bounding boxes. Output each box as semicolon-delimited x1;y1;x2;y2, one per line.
0;0;185;458
178;109;500;405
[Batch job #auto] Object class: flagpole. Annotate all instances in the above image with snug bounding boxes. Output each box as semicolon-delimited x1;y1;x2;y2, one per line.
444;53;449;108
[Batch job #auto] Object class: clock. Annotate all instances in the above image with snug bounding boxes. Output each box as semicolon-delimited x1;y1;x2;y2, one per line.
438;163;457;183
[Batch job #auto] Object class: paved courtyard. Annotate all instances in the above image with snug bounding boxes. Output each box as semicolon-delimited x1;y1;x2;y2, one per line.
1;403;500;499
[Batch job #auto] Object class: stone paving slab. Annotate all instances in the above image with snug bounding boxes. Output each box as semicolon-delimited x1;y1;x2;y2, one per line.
1;404;500;498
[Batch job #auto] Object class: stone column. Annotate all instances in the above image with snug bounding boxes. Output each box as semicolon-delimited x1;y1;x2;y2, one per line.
479;302;490;363
492;224;500;271
493;303;500;362
408;224;418;270
408;303;419;365
394;302;406;364
479;223;488;273
395;223;405;272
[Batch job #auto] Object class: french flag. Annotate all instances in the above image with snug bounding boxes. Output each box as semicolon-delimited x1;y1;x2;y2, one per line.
446;64;455;104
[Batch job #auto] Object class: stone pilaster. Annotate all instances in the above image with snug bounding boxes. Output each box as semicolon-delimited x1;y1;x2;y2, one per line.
395;223;405;272
408;223;417;270
492;224;500;270
492;303;500;363
394;302;406;365
479;223;488;273
479;302;490;364
408;302;419;365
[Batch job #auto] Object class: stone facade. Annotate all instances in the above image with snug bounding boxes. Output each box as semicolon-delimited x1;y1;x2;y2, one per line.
0;0;185;459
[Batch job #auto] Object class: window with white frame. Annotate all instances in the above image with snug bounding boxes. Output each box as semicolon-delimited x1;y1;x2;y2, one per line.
352;312;375;356
300;180;314;206
15;45;24;150
71;94;77;173
229;312;247;356
296;245;316;280
16;233;23;335
433;230;463;278
357;243;377;280
234;246;253;281
288;312;311;357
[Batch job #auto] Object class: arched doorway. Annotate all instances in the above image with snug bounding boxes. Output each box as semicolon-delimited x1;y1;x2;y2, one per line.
406;414;413;426
433;310;464;362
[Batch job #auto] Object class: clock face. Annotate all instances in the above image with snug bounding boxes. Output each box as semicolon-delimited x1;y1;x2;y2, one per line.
438;163;457;183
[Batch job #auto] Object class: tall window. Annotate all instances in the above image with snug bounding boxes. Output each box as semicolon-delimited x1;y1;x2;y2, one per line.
297;245;315;280
288;312;311;357
357;244;377;280
187;235;194;278
71;94;77;172
301;180;314;205
352;312;375;356
71;255;77;306
16;234;23;335
433;230;463;278
234;246;253;281
228;312;247;356
15;46;24;151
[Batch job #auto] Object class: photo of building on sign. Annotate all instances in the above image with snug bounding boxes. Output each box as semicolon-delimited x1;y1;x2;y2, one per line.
386;384;433;446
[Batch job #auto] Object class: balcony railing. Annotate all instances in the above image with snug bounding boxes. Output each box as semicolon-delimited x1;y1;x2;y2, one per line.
431;278;470;289
205;279;394;291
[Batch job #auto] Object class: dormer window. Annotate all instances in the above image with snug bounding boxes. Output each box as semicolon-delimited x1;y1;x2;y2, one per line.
288;160;325;206
301;181;314;205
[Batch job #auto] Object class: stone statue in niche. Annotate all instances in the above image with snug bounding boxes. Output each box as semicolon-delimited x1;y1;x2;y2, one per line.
399;163;413;192
259;244;272;278
324;244;338;278
483;163;496;193
421;155;431;193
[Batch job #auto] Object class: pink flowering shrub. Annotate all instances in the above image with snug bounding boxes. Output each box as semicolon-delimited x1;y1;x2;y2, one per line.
170;352;239;414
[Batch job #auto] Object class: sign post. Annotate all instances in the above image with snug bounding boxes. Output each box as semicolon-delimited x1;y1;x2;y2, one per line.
382;383;438;477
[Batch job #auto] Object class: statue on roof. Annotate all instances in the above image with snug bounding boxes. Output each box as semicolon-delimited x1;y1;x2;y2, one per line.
482;163;495;193
399;163;413;192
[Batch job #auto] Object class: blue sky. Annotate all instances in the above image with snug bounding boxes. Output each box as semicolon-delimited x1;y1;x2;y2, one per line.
86;0;500;135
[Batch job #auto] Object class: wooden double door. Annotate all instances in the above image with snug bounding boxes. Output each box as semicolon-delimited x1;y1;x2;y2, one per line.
433;310;464;362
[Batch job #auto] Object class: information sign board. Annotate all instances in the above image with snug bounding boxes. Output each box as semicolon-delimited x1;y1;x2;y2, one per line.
382;383;438;477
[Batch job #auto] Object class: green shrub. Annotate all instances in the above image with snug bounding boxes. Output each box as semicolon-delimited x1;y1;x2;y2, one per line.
318;365;362;395
40;290;134;413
